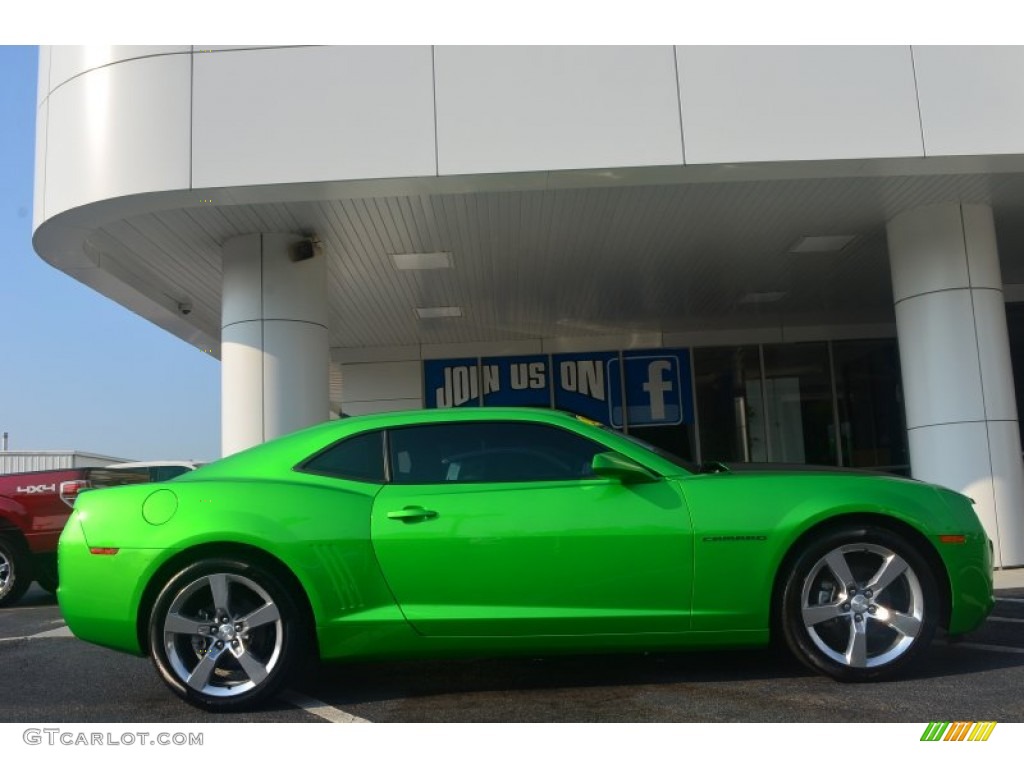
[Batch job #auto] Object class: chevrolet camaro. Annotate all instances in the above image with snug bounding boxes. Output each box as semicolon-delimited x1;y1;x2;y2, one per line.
57;408;994;710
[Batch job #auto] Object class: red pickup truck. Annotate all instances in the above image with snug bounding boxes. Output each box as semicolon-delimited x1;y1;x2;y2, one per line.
0;463;195;607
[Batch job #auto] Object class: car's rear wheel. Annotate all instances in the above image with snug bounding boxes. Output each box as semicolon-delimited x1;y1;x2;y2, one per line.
780;524;939;681
148;558;306;711
0;536;32;608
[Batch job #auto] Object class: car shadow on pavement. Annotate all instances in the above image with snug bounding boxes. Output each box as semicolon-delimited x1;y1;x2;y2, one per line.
11;589;57;608
294;630;1024;713
299;647;812;703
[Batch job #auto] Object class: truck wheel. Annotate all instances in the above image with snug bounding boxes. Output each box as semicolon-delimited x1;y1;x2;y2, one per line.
0;536;33;608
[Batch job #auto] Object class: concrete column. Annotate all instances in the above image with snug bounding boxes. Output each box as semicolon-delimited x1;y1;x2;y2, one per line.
221;233;329;456
888;203;1024;567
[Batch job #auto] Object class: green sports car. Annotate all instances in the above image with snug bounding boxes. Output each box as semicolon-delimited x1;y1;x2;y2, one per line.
57;408;994;711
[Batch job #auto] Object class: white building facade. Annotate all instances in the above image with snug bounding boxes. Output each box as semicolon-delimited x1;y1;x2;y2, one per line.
31;45;1024;566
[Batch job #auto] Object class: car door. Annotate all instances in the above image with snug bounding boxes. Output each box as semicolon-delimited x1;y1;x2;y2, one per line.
371;420;693;637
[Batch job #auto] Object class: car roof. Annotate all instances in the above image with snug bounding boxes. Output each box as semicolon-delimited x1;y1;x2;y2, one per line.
185;408;615;480
319;408;604;439
333;407;585;428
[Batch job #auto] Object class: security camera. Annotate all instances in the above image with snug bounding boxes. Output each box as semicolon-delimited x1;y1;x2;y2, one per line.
178;301;193;315
290;237;322;262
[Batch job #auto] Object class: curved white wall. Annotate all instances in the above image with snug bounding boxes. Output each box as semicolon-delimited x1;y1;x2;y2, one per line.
35;45;1024;234
42;53;191;221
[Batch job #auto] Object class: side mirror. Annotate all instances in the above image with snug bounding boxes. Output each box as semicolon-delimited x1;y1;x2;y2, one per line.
591;452;657;484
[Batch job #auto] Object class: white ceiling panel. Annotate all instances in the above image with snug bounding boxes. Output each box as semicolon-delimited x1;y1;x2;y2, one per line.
83;169;1024;354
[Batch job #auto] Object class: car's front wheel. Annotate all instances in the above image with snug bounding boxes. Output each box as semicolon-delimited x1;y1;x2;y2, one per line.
148;558;306;710
780;524;939;681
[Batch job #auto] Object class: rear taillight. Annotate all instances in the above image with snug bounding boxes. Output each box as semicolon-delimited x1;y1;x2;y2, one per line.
59;479;91;508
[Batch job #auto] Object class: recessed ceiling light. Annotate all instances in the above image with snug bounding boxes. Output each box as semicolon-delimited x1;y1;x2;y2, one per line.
739;291;787;305
416;306;463;319
391;252;453;270
789;235;855;253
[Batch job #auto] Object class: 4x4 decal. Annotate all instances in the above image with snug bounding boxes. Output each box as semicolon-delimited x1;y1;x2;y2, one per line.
16;484;57;494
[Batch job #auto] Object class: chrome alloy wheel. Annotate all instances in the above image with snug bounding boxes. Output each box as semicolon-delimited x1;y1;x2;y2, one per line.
161;572;283;698
0;549;11;598
800;543;925;669
0;537;31;607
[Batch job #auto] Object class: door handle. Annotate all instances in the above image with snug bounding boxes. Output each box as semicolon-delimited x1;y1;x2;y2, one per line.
387;506;439;522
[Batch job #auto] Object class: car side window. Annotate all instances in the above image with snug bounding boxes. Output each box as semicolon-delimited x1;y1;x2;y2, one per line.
299;430;386;483
387;422;605;485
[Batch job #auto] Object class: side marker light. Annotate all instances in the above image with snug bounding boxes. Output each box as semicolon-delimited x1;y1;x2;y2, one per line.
89;547;120;555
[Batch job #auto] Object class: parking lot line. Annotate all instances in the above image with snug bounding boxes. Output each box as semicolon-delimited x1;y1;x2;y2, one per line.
0;624;72;643
995;597;1024;603
280;691;370;723
988;616;1024;624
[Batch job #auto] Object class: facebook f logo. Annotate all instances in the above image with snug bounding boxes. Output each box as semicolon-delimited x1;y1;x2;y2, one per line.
642;360;674;421
608;353;688;427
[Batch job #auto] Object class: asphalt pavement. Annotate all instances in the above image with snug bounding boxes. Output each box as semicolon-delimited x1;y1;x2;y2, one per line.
1;572;1022;723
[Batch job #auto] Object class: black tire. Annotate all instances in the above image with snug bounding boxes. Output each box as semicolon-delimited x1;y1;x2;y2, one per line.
34;555;59;594
780;524;939;682
0;535;33;608
147;558;307;711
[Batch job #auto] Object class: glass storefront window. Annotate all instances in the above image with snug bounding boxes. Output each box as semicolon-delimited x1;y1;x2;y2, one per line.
832;339;909;474
420;337;913;473
694;346;767;463
1006;302;1024;450
760;342;838;466
628;424;697;463
695;340;902;469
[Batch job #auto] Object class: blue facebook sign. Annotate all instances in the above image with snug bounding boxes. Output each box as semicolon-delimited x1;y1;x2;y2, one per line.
482;355;551;407
423;358;481;408
608;350;693;428
552;351;620;425
424;348;693;427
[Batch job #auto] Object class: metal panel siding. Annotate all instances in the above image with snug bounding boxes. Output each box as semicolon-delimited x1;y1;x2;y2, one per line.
0;453;72;473
435;46;684;175
0;452;129;474
192;46;436;188
71;453;130;468
677;46;923;164
914;46;1024;157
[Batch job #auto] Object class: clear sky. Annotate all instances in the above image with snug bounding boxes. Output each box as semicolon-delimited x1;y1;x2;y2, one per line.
0;45;220;461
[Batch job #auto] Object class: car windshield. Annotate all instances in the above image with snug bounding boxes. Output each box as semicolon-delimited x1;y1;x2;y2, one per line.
576;417;698;474
619;433;699;474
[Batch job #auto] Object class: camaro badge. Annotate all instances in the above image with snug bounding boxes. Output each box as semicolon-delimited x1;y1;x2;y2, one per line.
702;535;768;542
